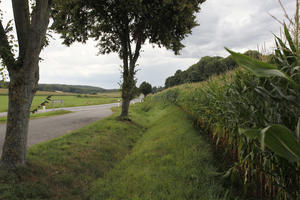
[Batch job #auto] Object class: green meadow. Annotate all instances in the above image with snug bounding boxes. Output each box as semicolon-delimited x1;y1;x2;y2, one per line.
0;91;121;112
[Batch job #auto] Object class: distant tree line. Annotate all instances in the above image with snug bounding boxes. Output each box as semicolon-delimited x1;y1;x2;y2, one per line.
164;50;269;88
38;84;117;94
165;55;237;88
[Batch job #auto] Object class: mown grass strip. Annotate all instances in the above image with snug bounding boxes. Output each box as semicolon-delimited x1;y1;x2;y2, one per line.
90;101;226;200
0;110;73;124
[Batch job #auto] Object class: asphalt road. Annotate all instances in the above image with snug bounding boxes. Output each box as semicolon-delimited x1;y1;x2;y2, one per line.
0;99;141;154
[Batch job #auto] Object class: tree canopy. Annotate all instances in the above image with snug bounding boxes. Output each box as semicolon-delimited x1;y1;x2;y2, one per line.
139;81;152;96
165;55;238;88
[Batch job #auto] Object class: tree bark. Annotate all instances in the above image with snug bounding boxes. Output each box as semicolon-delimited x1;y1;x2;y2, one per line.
120;35;142;118
120;63;134;118
1;67;37;168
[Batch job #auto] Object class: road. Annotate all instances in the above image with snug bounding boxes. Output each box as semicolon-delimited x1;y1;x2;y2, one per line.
0;99;142;154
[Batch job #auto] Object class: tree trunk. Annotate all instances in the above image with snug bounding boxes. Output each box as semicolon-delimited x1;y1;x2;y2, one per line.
120;96;131;117
0;0;51;168
1;66;38;168
120;62;135;118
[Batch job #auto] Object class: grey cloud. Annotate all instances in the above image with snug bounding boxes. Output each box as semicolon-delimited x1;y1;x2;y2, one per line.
2;0;297;89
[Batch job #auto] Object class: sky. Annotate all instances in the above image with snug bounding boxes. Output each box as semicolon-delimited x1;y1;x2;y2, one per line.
0;0;296;89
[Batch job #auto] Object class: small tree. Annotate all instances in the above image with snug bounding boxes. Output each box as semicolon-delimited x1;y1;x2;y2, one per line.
0;0;52;168
52;0;205;119
139;81;152;96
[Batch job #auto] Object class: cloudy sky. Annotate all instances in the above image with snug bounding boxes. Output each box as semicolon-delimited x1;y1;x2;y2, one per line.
0;0;296;89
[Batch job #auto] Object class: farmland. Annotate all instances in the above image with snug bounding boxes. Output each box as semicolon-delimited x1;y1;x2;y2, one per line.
0;89;121;112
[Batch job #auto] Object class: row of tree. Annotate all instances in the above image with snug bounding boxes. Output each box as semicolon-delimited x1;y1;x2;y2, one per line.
165;55;238;88
164;50;269;88
0;0;205;168
38;84;108;94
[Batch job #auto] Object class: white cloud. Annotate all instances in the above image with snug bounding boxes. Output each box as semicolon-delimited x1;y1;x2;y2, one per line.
0;0;297;88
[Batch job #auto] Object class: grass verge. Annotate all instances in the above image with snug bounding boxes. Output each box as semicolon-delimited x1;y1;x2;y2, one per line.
0;107;145;200
0;110;73;124
90;101;226;200
0;100;226;200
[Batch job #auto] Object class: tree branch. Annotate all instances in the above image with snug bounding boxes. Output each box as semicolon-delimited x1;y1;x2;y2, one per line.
0;20;16;69
11;0;30;59
26;0;51;59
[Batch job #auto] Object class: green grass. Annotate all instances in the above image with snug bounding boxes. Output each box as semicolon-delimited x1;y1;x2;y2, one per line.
0;110;73;123
0;100;226;200
90;101;226;200
0;107;145;200
0;94;120;112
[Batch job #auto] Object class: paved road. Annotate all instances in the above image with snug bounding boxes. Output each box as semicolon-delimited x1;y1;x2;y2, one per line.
0;99;142;154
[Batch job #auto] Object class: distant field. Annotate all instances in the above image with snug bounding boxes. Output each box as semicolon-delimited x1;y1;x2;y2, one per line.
0;91;121;112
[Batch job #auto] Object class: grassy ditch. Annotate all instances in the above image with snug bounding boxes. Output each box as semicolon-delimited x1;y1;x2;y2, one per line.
90;101;226;200
0;110;73;124
0;100;226;200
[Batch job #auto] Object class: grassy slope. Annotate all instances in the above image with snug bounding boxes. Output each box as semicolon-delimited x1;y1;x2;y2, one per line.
0;110;73;123
0;100;225;200
0;108;144;200
90;101;225;200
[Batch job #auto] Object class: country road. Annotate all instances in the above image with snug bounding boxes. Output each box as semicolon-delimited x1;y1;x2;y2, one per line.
0;99;142;155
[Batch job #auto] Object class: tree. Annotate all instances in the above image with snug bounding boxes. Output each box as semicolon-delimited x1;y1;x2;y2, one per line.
139;81;152;96
0;0;52;168
51;0;205;119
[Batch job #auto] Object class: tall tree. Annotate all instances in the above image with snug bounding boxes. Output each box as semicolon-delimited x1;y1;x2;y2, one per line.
139;81;152;96
0;0;52;168
52;0;205;119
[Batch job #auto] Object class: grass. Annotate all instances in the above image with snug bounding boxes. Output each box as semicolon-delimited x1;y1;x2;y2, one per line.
0;108;144;200
0;110;73;123
0;93;121;112
0;99;226;200
90;101;226;200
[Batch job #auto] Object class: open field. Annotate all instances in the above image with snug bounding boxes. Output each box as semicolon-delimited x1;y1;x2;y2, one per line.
0;91;121;112
0;110;72;124
0;99;226;200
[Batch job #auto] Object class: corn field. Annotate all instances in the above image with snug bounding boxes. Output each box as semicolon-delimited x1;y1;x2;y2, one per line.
153;2;300;198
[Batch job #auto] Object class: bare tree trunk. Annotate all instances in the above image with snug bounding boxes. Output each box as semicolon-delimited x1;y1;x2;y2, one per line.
1;68;38;167
120;60;140;118
120;66;134;118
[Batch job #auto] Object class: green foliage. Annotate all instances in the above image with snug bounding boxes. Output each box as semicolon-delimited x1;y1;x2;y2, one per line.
156;66;300;198
139;81;152;96
165;55;238;88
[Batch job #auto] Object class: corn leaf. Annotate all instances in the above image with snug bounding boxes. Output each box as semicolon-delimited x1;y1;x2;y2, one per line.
225;48;300;90
261;124;300;162
284;23;297;53
239;128;260;139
